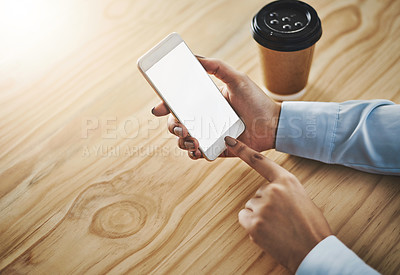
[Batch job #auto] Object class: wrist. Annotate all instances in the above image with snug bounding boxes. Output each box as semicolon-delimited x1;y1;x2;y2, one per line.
289;227;333;273
272;102;282;149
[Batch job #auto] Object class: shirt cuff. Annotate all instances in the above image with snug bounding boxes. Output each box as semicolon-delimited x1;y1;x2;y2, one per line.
276;101;339;163
296;236;379;275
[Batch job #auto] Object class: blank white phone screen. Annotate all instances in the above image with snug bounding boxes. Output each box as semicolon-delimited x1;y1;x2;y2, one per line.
146;42;240;151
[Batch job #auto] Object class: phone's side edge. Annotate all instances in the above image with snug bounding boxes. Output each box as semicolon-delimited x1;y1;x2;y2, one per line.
136;32;185;129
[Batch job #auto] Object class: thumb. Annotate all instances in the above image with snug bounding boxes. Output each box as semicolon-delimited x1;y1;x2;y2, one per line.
197;57;243;87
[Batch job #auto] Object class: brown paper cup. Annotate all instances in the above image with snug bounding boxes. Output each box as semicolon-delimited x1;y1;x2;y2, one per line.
258;44;315;100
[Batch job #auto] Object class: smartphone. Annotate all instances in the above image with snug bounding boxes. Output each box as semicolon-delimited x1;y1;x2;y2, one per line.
137;33;245;161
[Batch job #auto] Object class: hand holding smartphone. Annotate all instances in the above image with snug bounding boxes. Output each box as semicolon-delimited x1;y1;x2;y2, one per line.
137;33;245;160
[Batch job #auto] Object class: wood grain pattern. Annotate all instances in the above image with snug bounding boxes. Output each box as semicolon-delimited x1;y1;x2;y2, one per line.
0;0;399;274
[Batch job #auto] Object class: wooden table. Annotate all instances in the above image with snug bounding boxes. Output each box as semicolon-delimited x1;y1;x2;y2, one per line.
1;0;399;274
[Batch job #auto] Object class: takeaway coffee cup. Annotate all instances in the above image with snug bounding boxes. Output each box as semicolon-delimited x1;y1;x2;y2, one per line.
251;0;322;101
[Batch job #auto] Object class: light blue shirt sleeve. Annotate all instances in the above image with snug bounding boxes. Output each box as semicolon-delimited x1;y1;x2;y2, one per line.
296;236;379;275
276;100;400;175
276;100;400;274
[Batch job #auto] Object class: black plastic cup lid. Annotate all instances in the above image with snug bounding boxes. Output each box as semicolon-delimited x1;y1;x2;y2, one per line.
251;0;322;52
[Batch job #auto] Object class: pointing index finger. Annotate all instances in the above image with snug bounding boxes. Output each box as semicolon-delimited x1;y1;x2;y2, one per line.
224;136;290;182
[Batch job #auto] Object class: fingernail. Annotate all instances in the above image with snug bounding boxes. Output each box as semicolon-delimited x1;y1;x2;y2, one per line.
184;141;195;149
224;136;237;147
173;127;183;137
151;107;155;115
195;55;205;59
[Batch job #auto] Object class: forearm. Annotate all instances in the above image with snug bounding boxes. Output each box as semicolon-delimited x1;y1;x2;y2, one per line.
275;100;400;175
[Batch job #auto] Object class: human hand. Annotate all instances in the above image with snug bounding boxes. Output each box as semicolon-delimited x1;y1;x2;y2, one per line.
151;57;281;159
224;136;332;273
